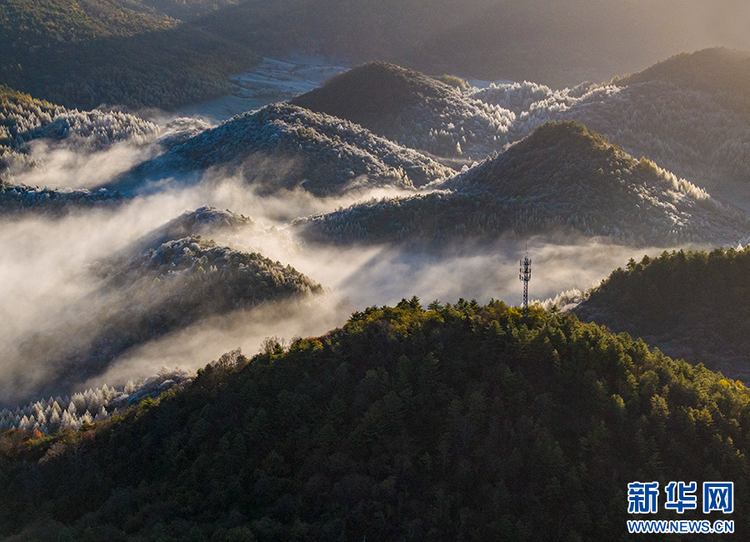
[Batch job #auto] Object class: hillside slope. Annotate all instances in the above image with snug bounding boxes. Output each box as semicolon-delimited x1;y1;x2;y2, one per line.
0;0;258;109
5;221;321;403
573;247;750;381
1;301;749;540
299;122;747;247
138;0;238;20
291;62;515;160
555;81;750;199
129;206;258;251
114;103;452;196
291;56;750;204
616;48;750;120
0;181;123;216
469;52;750;200
0;85;158;175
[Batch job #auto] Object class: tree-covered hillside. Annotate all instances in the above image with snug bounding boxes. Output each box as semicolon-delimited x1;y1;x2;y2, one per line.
1;300;749;540
0;0;258;109
299;122;747;247
0;84;158;175
471;76;750;199
573;246;750;382
0;0;176;44
113;103;453;196
7;231;322;403
129;206;257;252
127;205;301;257
0;180;123;216
0;368;193;435
0;85;158;215
292;62;515;160
616;48;750;122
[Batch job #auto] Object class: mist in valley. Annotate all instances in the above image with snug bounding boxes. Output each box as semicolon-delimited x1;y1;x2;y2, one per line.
0;142;685;407
7;3;750;540
3;43;750;415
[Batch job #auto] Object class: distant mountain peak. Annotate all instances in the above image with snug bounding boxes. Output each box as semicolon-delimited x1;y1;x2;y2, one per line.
301;121;746;247
113;101;451;196
444;121;632;194
618;47;750;81
124;206;257;255
509;121;620;156
291;61;454;124
292;61;515;160
615;47;750;110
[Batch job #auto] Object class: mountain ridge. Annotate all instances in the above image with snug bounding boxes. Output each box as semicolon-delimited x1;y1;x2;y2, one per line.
299;122;747;247
2;300;750;540
0;84;158;176
291;62;516;160
0;0;258;110
111;102;453;196
4;216;322;403
573;246;750;382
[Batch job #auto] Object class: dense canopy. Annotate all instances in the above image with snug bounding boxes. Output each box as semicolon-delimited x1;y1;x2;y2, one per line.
2;300;748;540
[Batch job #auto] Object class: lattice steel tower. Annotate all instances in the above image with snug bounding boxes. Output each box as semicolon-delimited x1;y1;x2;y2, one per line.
519;254;532;316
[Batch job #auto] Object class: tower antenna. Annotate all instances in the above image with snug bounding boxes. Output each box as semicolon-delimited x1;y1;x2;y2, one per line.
519;251;532;316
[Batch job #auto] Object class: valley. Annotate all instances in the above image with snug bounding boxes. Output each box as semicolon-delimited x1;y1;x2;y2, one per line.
1;3;750;536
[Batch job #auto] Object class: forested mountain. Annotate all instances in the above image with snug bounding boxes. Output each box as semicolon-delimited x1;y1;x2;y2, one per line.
5;1;750;535
0;85;158;215
113;103;453;196
2;300;749;540
467;50;750;200
6;0;750;110
6;227;321;403
616;48;750;121
291;62;515;160
0;181;123;216
0;85;158;175
130;206;258;251
299;122;747;247
573;247;750;382
0;0;258;109
124;205;301;262
548;81;750;198
0;0;176;43
290;57;750;203
0;369;193;435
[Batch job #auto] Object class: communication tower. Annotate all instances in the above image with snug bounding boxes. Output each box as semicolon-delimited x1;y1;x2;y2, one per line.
519;254;532;316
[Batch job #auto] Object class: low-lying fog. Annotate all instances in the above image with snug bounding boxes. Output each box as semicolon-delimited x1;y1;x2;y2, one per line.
0;99;720;407
0;175;687;407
